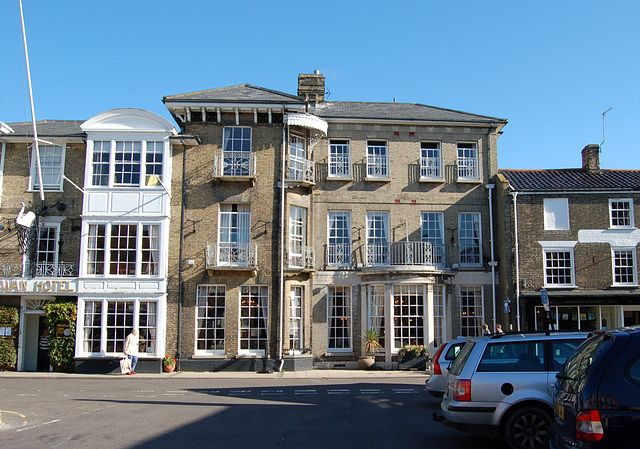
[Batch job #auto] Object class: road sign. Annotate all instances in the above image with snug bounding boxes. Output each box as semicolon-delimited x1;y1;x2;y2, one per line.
540;289;550;311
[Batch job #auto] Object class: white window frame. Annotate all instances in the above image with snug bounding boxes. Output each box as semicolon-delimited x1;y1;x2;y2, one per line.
195;285;226;355
367;284;385;349
238;285;269;355
30;144;65;191
77;298;159;357
433;285;446;347
289;133;307;181
289;285;303;353
543;247;576;287
612;248;638;286
609;199;634;228
222;126;252;177
327;285;352;352
218;204;251;266
392;284;426;351
457;142;479;182
366;140;389;180
421;212;445;266
544;198;570;230
288;206;306;269
458;212;482;267
420;141;443;181
459;285;484;337
367;211;390;266
327;211;352;267
328;139;351;179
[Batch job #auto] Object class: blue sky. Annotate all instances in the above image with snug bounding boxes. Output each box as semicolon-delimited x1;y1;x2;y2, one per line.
1;1;638;170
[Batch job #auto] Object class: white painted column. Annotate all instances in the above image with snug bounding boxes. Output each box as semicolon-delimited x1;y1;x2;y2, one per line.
426;283;435;358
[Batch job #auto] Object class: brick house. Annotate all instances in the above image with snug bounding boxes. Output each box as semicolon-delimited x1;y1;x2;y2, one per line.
495;145;640;332
163;72;507;370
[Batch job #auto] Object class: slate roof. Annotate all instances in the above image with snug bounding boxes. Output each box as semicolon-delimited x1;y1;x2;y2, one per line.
163;84;507;125
500;169;640;192
163;84;304;105
310;101;506;124
4;120;85;137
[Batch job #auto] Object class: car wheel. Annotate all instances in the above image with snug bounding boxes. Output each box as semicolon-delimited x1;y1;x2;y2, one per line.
503;406;551;449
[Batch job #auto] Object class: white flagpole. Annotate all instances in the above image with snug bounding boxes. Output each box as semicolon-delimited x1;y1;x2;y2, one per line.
19;0;45;201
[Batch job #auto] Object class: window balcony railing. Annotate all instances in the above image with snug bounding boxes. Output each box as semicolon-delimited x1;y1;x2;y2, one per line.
457;156;479;181
326;243;352;268
206;242;258;269
287;246;315;271
366;155;389;179
33;262;79;277
420;156;443;180
286;157;315;185
213;151;256;179
366;242;447;267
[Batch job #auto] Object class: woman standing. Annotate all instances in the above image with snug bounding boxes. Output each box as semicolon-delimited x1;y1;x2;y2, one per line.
124;329;139;375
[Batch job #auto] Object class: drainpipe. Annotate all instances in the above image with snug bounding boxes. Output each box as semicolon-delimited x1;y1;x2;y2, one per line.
176;138;187;371
276;114;287;371
511;190;521;331
486;184;497;332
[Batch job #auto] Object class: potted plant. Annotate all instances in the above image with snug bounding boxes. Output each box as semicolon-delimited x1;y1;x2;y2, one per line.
162;355;177;373
358;327;383;370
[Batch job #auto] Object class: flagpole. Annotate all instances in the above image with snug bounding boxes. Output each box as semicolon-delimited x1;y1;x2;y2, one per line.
19;0;45;201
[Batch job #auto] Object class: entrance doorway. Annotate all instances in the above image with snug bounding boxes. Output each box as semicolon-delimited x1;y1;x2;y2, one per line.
22;313;46;371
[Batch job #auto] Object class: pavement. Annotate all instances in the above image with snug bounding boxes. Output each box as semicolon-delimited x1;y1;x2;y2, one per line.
0;369;429;380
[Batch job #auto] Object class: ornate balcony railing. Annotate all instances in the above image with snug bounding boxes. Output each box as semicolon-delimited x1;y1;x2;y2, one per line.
213;151;256;179
366;242;447;267
206;242;258;269
457;156;479;181
366;155;389;179
420;156;443;180
326;243;352;267
0;262;78;278
287;246;315;270
286;157;315;184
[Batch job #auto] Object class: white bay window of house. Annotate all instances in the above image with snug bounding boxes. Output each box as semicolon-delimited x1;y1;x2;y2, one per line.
239;285;269;353
328;211;351;267
367;212;390;265
81;299;158;355
367;284;385;348
289;206;306;268
544;250;574;286
459;213;482;266
31;144;64;190
613;249;637;285
610;199;634;228
141;225;160;275
196;285;226;353
114;141;141;186
92;141;110;186
289;134;306;181
367;140;388;178
420;142;442;179
329;139;351;177
544;198;570;230
222;127;252;176
433;286;446;347
393;285;425;350
218;204;251;264
87;224;106;275
145;141;164;185
460;286;483;337
421;212;445;265
457;142;479;181
328;286;352;351
289;286;303;351
110;224;137;275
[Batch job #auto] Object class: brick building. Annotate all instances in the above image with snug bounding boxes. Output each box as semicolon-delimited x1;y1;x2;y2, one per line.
163;72;508;370
495;145;640;332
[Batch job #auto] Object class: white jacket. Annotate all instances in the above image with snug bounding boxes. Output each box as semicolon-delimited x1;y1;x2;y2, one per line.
124;332;139;356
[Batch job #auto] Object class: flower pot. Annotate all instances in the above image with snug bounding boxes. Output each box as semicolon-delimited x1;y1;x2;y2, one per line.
357;356;376;370
163;364;175;373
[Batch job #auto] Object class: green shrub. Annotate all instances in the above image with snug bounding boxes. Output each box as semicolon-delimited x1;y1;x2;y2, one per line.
0;306;18;371
44;299;77;373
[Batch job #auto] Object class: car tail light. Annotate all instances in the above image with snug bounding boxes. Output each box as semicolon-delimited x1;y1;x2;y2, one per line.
452;379;471;402
576;410;604;442
432;344;447;375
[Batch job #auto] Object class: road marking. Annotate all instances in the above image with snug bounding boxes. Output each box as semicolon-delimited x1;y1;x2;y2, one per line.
328;389;350;395
165;390;187;394
17;394;37;397
392;389;418;394
228;390;251;396
360;389;382;394
261;390;283;396
294;389;317;395
197;390;220;394
15;419;60;432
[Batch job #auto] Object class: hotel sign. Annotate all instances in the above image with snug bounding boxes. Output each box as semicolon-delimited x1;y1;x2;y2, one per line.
0;279;76;294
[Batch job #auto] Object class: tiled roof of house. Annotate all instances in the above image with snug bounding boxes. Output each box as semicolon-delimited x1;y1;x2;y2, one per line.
5;120;85;137
500;169;640;192
310;101;506;124
163;84;305;104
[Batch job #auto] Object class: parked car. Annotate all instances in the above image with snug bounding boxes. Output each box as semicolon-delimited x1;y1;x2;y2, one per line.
550;325;640;449
426;337;467;398
435;331;588;449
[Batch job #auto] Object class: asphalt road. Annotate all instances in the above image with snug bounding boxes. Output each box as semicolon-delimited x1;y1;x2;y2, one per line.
0;377;505;448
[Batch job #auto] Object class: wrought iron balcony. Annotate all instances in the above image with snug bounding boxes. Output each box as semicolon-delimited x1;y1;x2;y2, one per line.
457;156;479;181
213;151;256;180
366;242;447;268
287;246;315;271
206;242;258;270
420;156;443;180
286;157;315;185
0;262;78;278
326;243;352;268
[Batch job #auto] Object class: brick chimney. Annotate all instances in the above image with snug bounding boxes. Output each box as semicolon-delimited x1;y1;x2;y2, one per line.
581;144;600;171
298;71;325;104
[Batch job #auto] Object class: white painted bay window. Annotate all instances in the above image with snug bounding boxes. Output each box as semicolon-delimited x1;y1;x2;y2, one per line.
89;139;166;188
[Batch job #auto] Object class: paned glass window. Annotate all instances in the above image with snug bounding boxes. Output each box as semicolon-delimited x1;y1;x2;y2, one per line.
329;139;351;177
328;286;352;351
460;286;483;337
289;286;303;352
544;250;574;286
610;199;634;228
433;286;446;347
83;300;102;353
110;224;137;275
613;249;637;285
141;225;160;276
222;127;252;176
31;144;64;190
366;140;389;178
422;212;445;265
239;285;269;353
327;211;351;267
393;284;425;350
420;142;442;179
367;212;389;266
87;224;106;275
457;142;479;181
459;213;482;266
145;141;164;185
114;141;141;186
92;141;111;186
196;285;226;353
368;284;385;348
289;206;306;268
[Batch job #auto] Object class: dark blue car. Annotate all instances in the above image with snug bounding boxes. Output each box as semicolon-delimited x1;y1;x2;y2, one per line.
550;325;640;448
